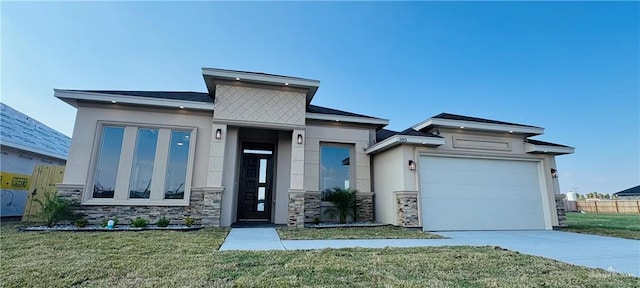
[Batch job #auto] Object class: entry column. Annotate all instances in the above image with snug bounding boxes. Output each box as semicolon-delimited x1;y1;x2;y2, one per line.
202;123;227;226
288;129;305;227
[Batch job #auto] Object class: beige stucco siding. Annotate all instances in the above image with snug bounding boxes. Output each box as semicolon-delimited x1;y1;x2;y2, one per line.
63;103;213;197
220;127;239;227
304;123;374;193
275;131;292;224
372;146;405;224
214;84;306;128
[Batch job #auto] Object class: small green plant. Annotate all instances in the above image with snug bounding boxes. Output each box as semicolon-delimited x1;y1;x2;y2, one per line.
313;216;321;225
184;216;195;227
156;216;170;227
34;193;78;227
131;217;149;228
322;188;358;224
75;218;88;228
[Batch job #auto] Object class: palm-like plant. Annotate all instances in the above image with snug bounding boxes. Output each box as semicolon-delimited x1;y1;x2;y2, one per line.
322;188;358;224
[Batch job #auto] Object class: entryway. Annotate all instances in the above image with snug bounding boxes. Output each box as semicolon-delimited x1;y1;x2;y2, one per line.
236;142;274;222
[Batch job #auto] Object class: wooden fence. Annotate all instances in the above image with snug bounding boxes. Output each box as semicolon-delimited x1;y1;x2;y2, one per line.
569;200;640;214
21;165;65;223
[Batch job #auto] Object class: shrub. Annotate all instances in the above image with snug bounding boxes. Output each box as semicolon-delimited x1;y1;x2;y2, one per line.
322;188;358;224
131;217;149;228
156;216;170;227
34;193;78;227
75;218;88;228
184;216;195;227
313;216;321;225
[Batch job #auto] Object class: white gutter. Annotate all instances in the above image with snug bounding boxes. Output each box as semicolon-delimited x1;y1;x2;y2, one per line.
365;135;445;155
524;143;575;155
54;90;215;111
412;118;544;135
306;112;389;126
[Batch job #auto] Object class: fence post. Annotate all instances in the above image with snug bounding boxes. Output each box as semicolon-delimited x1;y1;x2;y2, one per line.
637;201;640;213
594;201;598;213
615;200;618;213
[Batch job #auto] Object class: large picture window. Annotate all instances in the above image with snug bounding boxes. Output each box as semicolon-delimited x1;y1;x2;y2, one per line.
319;144;353;193
93;126;124;198
88;124;195;205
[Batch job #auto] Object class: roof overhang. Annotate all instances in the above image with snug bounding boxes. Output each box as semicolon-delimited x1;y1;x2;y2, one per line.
54;90;215;111
524;143;575;155
0;142;67;161
306;112;389;127
365;135;445;155
202;68;320;105
412;118;544;136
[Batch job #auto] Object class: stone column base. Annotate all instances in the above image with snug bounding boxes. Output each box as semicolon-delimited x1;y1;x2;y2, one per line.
395;191;420;227
288;189;305;228
554;194;567;228
201;187;224;227
356;192;374;222
304;191;321;222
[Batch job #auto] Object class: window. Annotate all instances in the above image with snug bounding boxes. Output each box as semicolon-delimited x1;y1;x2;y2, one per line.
93;126;124;198
319;144;352;193
88;124;195;205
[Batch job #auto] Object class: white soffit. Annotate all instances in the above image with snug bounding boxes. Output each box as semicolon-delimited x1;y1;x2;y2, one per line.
306;113;389;126
54;90;215;111
524;143;575;155
365;135;445;155
412;118;544;135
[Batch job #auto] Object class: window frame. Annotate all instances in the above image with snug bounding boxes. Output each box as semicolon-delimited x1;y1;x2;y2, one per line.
318;142;355;192
83;121;197;206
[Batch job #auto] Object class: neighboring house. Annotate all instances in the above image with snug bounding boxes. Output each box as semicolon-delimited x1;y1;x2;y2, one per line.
54;68;574;230
613;185;640;200
0;103;70;217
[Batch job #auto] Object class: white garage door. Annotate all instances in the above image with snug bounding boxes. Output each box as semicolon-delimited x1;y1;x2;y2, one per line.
419;156;548;231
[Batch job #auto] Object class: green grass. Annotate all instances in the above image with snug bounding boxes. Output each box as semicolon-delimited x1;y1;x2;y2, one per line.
277;226;445;240
2;222;639;287
563;212;640;240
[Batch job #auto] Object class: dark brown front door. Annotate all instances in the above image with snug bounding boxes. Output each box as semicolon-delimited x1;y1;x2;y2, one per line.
237;143;274;221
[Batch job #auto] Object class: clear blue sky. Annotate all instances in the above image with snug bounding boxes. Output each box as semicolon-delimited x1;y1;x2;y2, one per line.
2;2;638;195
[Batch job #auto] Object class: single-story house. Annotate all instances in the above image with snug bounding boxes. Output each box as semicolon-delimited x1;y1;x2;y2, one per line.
613;185;640;200
54;68;574;231
0;103;70;218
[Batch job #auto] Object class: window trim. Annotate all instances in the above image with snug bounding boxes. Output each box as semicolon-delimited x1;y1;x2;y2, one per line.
318;142;355;192
83;121;197;206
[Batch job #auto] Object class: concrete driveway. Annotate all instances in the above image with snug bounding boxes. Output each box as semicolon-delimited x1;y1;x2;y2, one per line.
220;229;640;276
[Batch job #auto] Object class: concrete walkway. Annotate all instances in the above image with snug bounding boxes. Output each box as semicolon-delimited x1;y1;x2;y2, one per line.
219;228;640;276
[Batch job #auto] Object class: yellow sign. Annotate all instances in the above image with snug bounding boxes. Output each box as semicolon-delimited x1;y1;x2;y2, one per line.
0;172;32;190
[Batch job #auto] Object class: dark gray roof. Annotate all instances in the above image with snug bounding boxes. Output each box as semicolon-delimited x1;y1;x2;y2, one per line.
376;128;442;142
67;90;213;103
525;139;571;148
433;113;541;128
307;105;380;119
613;185;640;196
0;103;71;160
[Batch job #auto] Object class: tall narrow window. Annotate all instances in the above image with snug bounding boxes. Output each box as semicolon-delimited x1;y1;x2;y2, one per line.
164;130;191;199
93;126;124;198
319;145;352;193
129;128;158;199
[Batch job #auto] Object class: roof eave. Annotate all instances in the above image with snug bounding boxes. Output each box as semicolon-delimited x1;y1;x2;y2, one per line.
202;68;320;104
524;143;575;155
306;112;389;127
365;135;445;155
413;118;544;136
54;89;215;111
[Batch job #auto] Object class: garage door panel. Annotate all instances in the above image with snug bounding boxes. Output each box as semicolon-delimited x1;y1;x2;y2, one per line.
421;184;544;200
424;212;546;231
422;198;544;214
420;156;547;231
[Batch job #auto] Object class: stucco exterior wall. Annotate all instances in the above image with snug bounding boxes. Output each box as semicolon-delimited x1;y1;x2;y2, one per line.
372;146;404;224
62;103;213;200
213;84;306;128
219;127;239;227
275;131;292;224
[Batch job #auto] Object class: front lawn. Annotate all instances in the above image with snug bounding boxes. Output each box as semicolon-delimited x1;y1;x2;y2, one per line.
277;226;444;240
2;222;639;287
563;212;640;240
